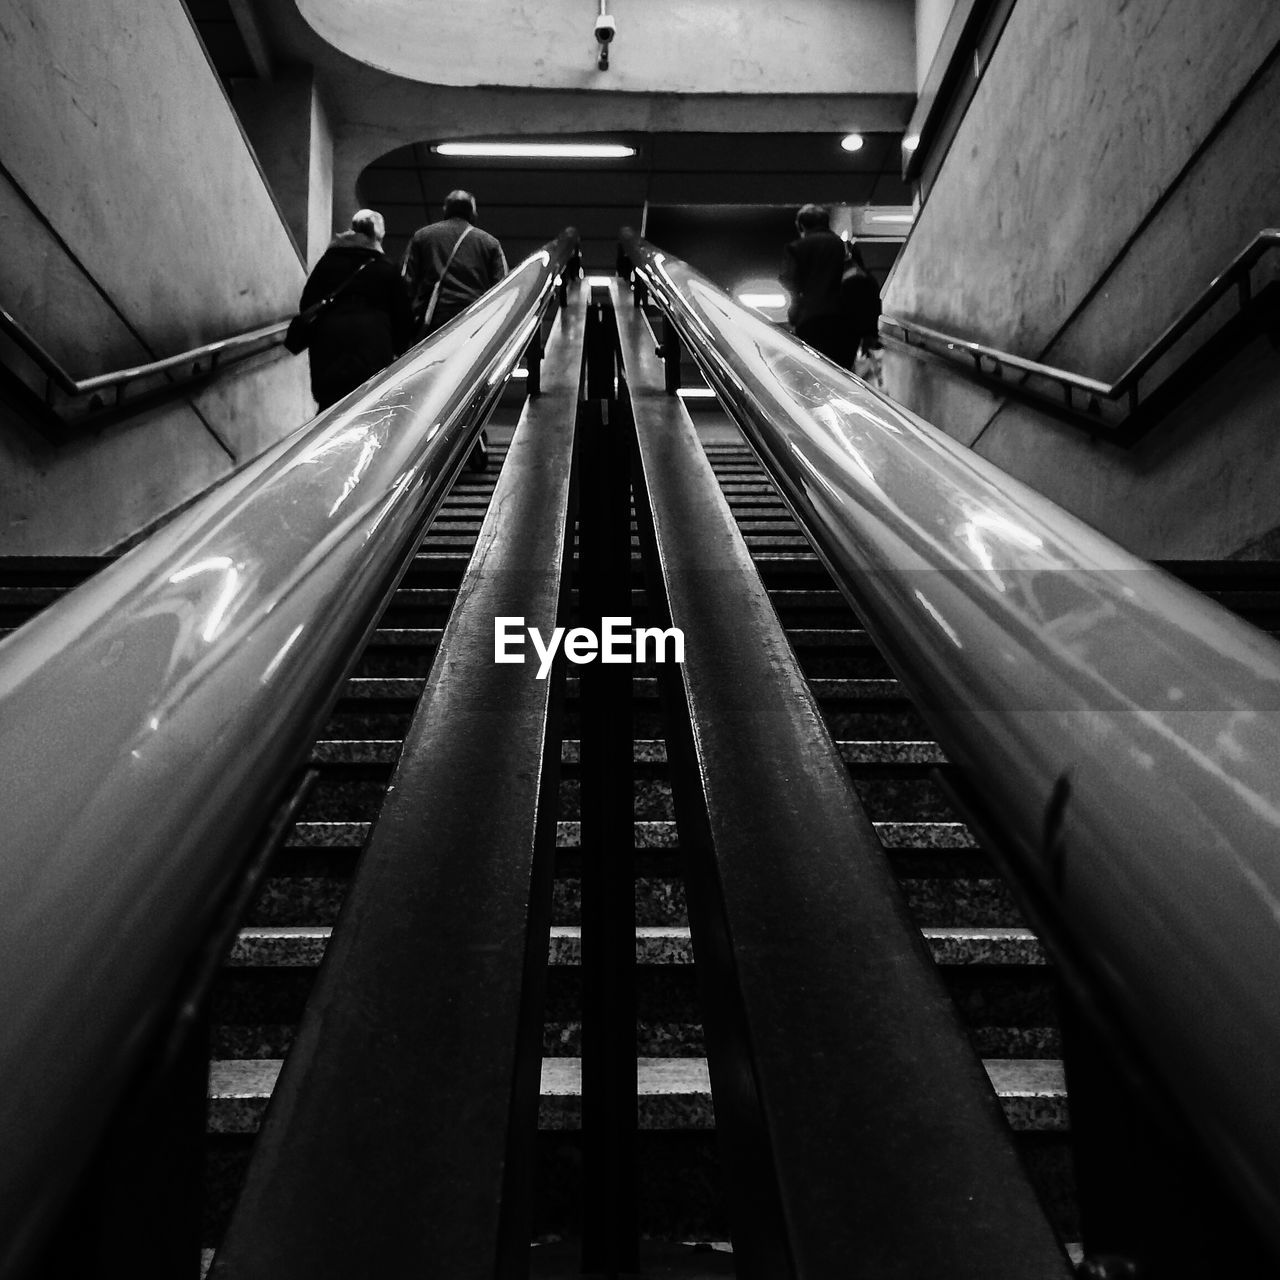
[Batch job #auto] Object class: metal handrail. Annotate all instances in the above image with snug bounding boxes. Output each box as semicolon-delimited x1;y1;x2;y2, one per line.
881;228;1280;426
0;229;578;1277
0;303;291;400
622;228;1280;1259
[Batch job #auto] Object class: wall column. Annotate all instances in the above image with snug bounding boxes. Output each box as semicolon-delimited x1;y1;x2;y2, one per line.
233;70;335;266
914;0;956;88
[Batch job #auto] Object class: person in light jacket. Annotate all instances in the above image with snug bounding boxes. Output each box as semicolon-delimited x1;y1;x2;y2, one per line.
401;190;508;469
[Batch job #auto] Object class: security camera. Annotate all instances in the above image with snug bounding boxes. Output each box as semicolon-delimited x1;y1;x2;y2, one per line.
594;14;616;42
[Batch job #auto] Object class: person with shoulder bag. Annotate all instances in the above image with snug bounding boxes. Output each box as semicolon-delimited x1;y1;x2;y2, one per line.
780;203;855;368
840;242;884;389
293;209;414;410
401;190;509;470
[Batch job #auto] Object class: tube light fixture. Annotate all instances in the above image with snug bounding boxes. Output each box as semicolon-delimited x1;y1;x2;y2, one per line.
434;141;635;159
738;292;787;310
676;387;717;399
867;212;916;224
840;133;865;152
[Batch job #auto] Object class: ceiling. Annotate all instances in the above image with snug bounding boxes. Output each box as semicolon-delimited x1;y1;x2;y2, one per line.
188;2;911;283
357;132;911;274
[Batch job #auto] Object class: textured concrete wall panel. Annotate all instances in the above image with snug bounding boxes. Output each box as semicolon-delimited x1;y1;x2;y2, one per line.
0;0;305;361
0;0;316;552
884;0;1280;360
0;350;313;556
881;0;1280;557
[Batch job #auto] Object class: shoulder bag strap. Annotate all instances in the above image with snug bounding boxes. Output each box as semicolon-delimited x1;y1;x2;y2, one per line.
422;225;475;329
300;256;377;321
323;257;377;308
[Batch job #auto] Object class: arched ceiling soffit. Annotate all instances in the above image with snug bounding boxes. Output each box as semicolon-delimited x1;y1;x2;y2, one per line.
295;0;915;96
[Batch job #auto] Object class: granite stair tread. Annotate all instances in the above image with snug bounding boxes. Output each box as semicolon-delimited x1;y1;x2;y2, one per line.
227;924;1043;968
206;1056;1066;1134
306;737;947;768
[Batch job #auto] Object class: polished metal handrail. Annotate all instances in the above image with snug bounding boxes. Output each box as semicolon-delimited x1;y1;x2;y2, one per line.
0;229;578;1277
881;228;1280;429
0;303;291;405
622;228;1280;1259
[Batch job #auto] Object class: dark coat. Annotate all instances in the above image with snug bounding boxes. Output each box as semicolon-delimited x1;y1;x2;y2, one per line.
780;228;848;327
299;233;415;409
841;266;882;347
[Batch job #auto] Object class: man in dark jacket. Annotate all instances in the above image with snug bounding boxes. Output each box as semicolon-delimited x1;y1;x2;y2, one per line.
299;209;414;410
401;190;508;468
779;203;855;368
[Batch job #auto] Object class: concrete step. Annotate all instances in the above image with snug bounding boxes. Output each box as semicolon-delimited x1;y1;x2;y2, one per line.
206;1056;1067;1135
281;818;979;851
225;924;1045;969
305;737;948;769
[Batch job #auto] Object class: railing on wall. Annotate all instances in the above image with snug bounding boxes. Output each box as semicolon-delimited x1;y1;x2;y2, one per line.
0;230;578;1278
0;304;296;437
880;228;1280;444
621;227;1280;1272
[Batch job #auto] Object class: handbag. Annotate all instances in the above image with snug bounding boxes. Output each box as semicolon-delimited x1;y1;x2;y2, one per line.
420;225;475;330
284;258;376;354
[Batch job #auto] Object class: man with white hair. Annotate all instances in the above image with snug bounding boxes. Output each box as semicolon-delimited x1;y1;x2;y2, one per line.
296;208;414;410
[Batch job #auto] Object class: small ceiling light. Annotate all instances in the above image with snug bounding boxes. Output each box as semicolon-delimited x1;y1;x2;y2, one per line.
902;134;920;153
676;387;717;399
738;292;787;310
585;275;614;286
840;133;865;152
434;141;635;159
867;212;916;224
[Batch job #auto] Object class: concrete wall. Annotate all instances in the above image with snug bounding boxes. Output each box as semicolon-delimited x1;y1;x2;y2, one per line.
233;70;336;266
0;0;314;554
297;0;915;96
914;0;955;89
882;0;1280;558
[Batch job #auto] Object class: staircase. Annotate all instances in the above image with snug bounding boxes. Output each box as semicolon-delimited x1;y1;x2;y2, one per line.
6;411;1280;1269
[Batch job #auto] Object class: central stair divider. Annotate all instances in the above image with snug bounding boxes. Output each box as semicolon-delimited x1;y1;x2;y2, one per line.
578;286;640;1272
614;282;1071;1278
210;288;589;1277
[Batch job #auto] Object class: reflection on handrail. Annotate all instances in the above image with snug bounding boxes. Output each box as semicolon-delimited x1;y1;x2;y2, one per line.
0;303;292;431
0;229;578;1277
621;227;1280;1261
881;229;1280;439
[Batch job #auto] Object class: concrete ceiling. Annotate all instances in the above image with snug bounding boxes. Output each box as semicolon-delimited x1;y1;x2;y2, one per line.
293;0;915;96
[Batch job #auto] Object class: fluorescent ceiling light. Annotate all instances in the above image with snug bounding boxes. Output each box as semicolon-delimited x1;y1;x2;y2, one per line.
867;212;915;224
738;292;787;310
434;142;635;159
676;387;717;399
510;368;528;379
902;134;920;152
840;133;864;152
585;275;613;286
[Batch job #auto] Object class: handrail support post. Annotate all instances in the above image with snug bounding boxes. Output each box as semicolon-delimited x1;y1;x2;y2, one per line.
661;316;680;395
526;325;543;397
